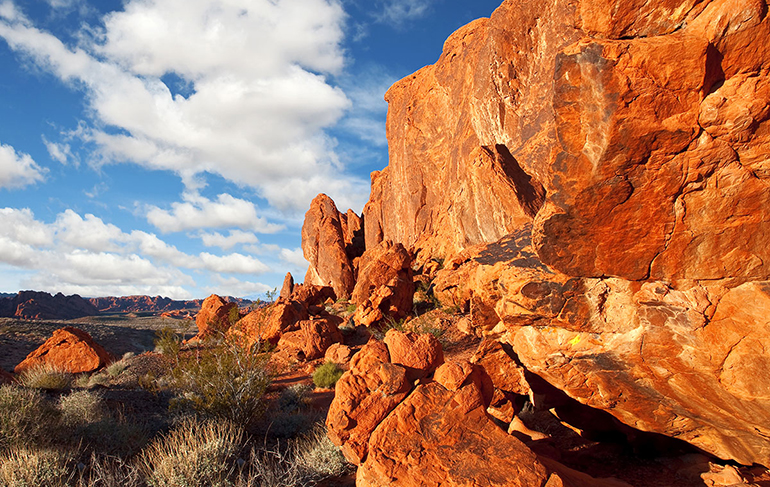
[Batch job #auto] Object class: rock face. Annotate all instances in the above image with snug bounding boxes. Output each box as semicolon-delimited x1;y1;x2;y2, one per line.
192;294;239;341
352;241;415;327
14;327;113;374
0;291;99;320
301;194;358;299
233;298;309;345
279;272;294;300
350;0;770;470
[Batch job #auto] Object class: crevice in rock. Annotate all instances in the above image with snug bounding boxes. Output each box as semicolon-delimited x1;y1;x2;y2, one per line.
492;144;546;218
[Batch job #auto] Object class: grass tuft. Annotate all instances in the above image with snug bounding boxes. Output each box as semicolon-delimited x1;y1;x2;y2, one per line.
0;447;71;487
312;362;344;390
17;364;72;390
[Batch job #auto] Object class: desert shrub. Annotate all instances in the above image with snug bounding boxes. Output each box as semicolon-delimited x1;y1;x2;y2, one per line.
0;385;57;450
140;417;243;487
106;358;129;378
0;447;71;487
17;364;71;390
154;327;184;357
239;424;349;487
74;453;142;487
59;390;105;427
168;338;273;426
312;362;344;389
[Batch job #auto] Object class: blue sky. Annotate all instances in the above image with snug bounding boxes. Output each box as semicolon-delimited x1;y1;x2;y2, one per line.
0;0;501;299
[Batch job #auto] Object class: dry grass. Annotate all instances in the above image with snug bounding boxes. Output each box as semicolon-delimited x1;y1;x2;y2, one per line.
17;364;72;390
140;417;243;487
0;447;71;487
0;385;57;450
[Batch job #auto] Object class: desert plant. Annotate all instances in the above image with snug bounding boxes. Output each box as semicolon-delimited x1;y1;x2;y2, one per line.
0;385;58;450
0;447;71;487
105;353;133;378
238;424;349;486
74;452;142;487
154;326;184;357
58;390;105;427
267;384;315;439
140;417;243;487
168;337;273;426
17;364;71;390
312;362;344;389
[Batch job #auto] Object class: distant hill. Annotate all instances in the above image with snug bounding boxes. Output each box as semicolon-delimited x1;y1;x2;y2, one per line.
0;291;99;320
0;292;252;320
88;295;252;314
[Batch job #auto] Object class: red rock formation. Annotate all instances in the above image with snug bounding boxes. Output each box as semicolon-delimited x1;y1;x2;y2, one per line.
289;284;336;309
352;240;414;327
14;327;113;374
88;295;251;314
300;317;344;360
279;272;294;300
191;294;239;341
0;291;99;320
301;194;357;299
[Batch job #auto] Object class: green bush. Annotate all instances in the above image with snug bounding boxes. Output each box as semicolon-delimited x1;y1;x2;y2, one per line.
312;362;344;389
154;327;184;357
168;338;273;426
140;417;243;487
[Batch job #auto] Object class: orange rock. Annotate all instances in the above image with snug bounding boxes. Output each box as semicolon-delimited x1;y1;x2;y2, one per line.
299;317;344;360
326;340;410;464
279;272;294;300
324;343;354;364
15;327;113;374
233;298;308;345
192;294;239;341
289;284;336;309
301;194;356;299
352;240;414;327
383;329;443;381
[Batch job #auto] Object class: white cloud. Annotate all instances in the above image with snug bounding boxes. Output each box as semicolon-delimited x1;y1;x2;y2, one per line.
206;275;272;298
280;247;308;268
0;206;273;298
198;230;259;250
0;142;47;189
0;0;371;214
145;193;285;234
43;137;74;165
376;0;433;25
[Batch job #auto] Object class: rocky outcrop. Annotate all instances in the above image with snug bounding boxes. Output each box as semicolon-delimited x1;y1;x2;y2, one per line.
289;284;336;309
0;291;99;320
352;241;414;327
277;317;344;361
301;194;358;299
14;327;113;374
350;0;770;470
279;272;294;300
191;294;239;341
233;298;309;345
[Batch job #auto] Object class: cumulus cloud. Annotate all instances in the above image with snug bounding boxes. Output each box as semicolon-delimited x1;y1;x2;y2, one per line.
0;206;278;298
145;193;285;234
0;142;47;189
197;230;259;250
0;0;371;214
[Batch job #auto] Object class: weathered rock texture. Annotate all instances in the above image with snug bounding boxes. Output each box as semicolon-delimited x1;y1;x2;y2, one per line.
302;194;361;299
353;0;770;469
191;294;239;341
352;241;415;327
15;327;113;374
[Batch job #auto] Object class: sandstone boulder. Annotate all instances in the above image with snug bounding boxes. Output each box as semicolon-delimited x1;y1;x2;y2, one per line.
326;340;411;464
383;329;443;382
192;294;239;341
15;327;113;374
289;284;336;309
324;343;354;364
301;194;356;299
233;298;308;345
352;240;414;327
299;317;344;360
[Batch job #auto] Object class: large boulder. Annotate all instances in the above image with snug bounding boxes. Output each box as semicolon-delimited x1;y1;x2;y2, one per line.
301;194;357;299
232;298;308;345
191;294;239;341
352;240;414;327
14;327;114;374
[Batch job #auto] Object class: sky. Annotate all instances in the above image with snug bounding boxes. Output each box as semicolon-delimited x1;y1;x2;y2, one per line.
0;0;502;300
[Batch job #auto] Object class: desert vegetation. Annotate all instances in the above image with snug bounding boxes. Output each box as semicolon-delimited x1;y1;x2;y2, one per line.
0;328;350;486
